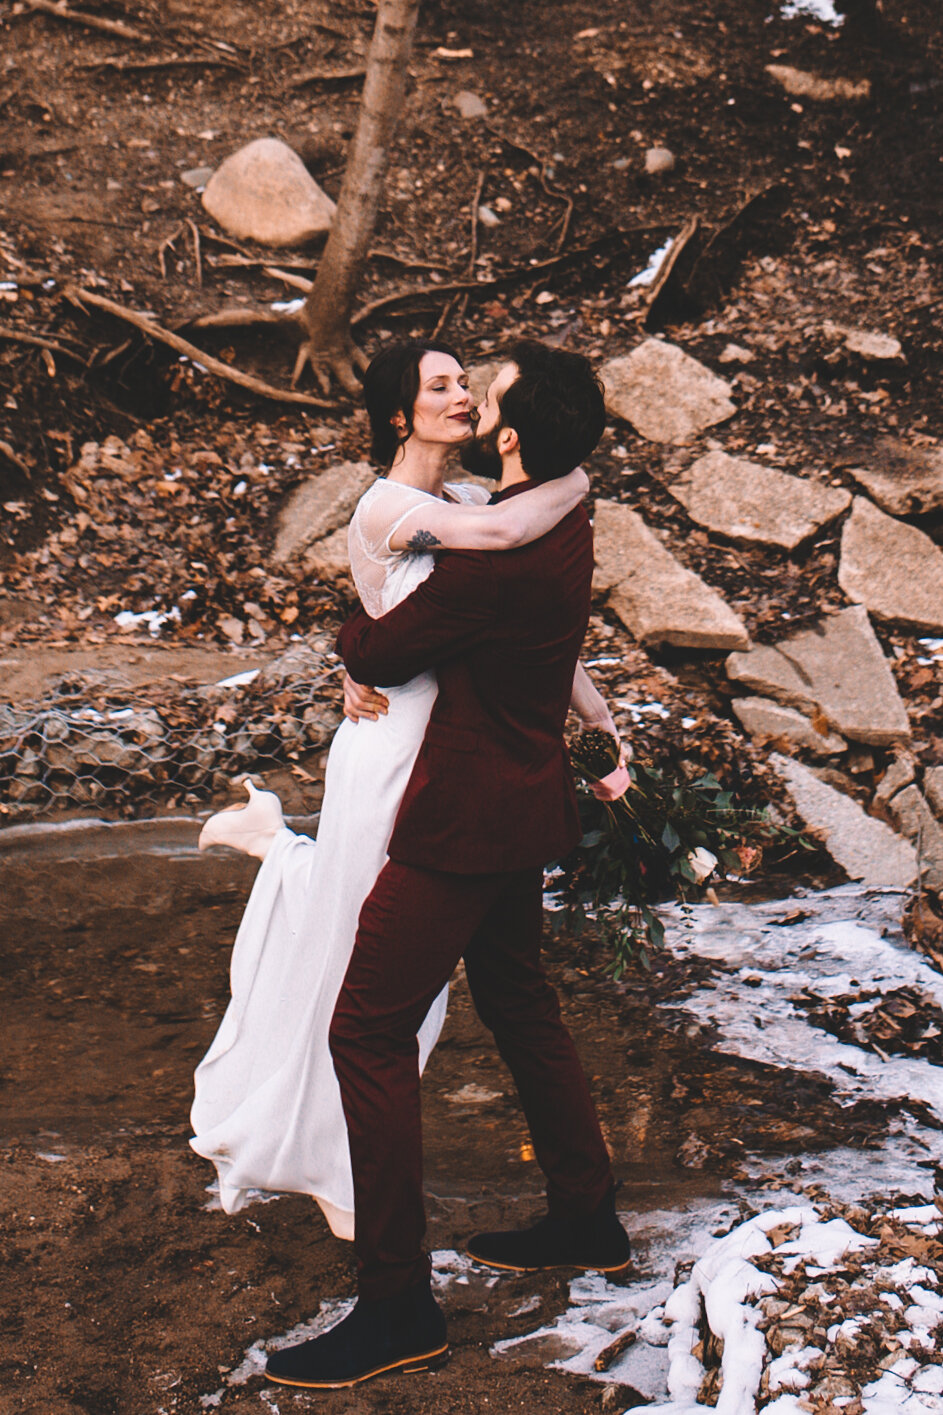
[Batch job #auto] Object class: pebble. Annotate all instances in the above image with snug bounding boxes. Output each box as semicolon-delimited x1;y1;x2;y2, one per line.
644;146;676;175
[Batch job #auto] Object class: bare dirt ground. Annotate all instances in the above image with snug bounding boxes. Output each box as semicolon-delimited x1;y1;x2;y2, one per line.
1;0;942;1411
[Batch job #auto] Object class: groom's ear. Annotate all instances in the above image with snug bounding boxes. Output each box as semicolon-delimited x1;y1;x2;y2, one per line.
498;425;519;455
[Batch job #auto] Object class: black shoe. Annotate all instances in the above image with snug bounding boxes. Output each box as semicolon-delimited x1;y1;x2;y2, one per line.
264;1283;449;1390
467;1193;632;1274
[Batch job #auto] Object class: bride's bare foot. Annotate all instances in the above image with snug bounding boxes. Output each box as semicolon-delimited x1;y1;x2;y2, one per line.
198;779;285;860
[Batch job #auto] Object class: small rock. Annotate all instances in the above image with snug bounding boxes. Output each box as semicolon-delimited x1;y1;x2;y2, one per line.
726;605;911;746
765;65;871;102
593;500;749;651
888;786;943;892
732;698;846;756
841;327;903;362
202;137;336;247
718;343;755;364
838;496;943;634
669;451;850;550
600;340;736;445
849;437;943;517
452;90;488;119
218;614;245;645
772;754;918;888
477;204;500;227
272;461;375;566
925;766;943;819
181;165;215;190
644;146;675;175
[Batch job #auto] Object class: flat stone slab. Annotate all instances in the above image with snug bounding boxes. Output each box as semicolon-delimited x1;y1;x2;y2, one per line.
726;605;911;746
593;500;749;650
732;697;846;755
600;341;736;445
202;137;336;247
838;496;943;633
272;461;374;565
670;452;850;549
888;785;943;892
850;437;943;516
772;754;917;888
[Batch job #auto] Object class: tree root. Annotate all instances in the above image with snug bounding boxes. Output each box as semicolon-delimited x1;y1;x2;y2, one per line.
63;286;339;409
291;336;368;396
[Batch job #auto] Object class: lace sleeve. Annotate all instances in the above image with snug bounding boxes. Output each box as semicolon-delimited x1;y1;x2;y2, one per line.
348;481;438;618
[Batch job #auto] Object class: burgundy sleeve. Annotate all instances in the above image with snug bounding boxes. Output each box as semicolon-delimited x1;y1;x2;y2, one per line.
337;549;500;686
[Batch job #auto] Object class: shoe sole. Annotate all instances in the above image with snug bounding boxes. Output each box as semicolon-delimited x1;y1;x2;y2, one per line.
266;1343;450;1390
466;1249;632;1275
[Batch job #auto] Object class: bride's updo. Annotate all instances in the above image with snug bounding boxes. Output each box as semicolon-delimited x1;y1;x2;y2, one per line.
363;338;464;468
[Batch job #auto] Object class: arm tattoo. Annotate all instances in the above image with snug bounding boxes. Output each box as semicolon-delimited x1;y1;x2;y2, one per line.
405;527;442;553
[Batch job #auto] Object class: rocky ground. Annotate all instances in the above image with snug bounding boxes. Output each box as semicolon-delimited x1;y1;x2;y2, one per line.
1;0;942;1410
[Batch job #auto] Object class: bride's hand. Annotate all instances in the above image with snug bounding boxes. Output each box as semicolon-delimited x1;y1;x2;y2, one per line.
343;673;389;723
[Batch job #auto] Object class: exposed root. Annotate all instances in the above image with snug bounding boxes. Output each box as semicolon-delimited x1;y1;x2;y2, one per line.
291;336;367;396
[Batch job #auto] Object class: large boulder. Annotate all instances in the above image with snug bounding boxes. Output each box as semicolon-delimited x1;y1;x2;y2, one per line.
272;461;375;567
849;437;943;517
726;605;911;746
838;496;943;633
593;500;749;650
202;138;336;247
772;754;917;889
670;452;850;549
600;341;736;445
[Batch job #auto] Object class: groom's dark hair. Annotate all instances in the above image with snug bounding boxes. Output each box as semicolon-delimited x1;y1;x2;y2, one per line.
497;339;606;482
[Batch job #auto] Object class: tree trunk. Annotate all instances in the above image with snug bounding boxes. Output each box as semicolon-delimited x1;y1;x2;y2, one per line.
294;0;420;394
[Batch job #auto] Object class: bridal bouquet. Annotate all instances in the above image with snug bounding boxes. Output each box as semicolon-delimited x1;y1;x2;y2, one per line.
552;730;809;975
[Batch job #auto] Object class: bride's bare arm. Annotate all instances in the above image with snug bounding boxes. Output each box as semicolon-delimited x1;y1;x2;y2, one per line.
570;661;630;757
386;467;589;554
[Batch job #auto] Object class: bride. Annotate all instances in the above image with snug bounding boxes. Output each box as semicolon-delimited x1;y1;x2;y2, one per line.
190;338;619;1239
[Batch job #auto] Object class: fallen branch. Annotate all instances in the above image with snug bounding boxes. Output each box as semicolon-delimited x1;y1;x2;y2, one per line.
350;235;619;326
187;307;303;332
63;286;337;409
284;65;367;90
263;266;313;293
24;0;151;42
0;324;87;362
79;54;243;73
485;122;575;252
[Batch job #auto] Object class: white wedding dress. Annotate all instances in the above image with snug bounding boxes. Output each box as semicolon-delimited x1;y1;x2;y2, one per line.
190;478;487;1238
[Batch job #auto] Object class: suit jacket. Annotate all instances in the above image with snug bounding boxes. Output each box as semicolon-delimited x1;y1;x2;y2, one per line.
336;481;593;874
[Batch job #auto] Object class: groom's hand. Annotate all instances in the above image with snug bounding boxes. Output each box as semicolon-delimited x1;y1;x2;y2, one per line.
343;673;390;723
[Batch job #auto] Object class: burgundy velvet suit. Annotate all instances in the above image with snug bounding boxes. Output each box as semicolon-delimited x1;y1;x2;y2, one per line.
332;482;614;1299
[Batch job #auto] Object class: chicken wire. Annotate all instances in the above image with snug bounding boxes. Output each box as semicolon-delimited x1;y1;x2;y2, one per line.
0;651;343;821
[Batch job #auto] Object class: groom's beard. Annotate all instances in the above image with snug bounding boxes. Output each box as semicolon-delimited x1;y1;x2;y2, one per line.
459;423;503;481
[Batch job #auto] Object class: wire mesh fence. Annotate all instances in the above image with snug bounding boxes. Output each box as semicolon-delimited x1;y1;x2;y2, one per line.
0;642;343;821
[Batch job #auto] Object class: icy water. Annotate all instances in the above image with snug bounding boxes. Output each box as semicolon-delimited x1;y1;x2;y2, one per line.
2;822;940;1411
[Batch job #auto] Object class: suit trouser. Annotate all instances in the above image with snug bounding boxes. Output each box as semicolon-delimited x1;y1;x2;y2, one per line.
328;859;614;1300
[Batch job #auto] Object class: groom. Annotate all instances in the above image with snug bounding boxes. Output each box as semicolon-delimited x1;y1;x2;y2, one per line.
266;339;630;1390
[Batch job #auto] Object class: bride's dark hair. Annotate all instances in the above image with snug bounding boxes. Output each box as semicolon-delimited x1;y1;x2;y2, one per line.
363;339;464;468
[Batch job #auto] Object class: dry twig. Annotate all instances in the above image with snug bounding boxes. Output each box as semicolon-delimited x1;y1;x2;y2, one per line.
0;324;87;363
24;0;151;43
284;65;367;91
157;223;185;281
263;266;314;293
0;440;33;478
186;219;202;289
63;286;337;409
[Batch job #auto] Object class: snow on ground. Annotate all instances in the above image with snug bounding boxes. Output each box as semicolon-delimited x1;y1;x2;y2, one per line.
778;0;844;24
